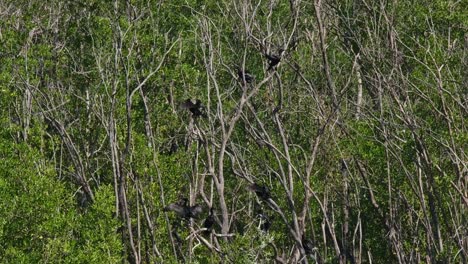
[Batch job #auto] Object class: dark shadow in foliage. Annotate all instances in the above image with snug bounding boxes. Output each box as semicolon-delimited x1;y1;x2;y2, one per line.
302;235;314;255
172;227;183;245
324;225;356;264
76;188;91;210
302;234;324;264
233;219;246;236
171;226;186;262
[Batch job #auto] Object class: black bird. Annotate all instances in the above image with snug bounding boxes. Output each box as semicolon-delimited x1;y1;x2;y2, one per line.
180;99;207;118
340;159;349;176
261;219;271;232
187;204;203;218
164;198;188;217
169;141;179;154
265;49;284;71
237;67;254;83
259;213;271;232
164;198;203;219
249;183;271;201
202;208;215;235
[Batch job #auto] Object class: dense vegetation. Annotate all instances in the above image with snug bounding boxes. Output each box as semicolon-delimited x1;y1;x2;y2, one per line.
0;0;466;263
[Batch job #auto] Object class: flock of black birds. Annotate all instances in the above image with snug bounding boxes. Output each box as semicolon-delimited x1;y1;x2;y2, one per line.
166;48;319;258
180;50;284;119
168;49;284;229
164;182;272;236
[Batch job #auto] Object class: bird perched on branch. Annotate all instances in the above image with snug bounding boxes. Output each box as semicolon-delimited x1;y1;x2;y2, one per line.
236;67;254;84
202;208;215;235
164;198;203;219
340;159;349;176
180;99;207;118
265;49;284;71
258;213;271;232
249;183;271;201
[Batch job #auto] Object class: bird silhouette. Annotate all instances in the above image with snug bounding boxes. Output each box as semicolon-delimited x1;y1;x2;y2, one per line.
188;204;203;218
340;159;349;176
164;198;188;217
259;213;271;232
237;67;254;83
265;49;284;71
202;208;215;235
164;198;203;219
249;183;271;201
180;99;207;118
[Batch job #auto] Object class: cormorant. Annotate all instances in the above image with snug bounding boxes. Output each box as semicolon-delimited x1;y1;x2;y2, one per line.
187;204;203;218
164;198;188;217
180;99;207;118
202;208;215;235
265;49;284;71
164;198;203;219
249;183;271;201
340;159;349;176
237;67;254;83
259;213;271;232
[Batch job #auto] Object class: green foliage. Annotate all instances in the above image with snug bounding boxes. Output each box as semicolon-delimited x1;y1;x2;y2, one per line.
0;127;122;262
